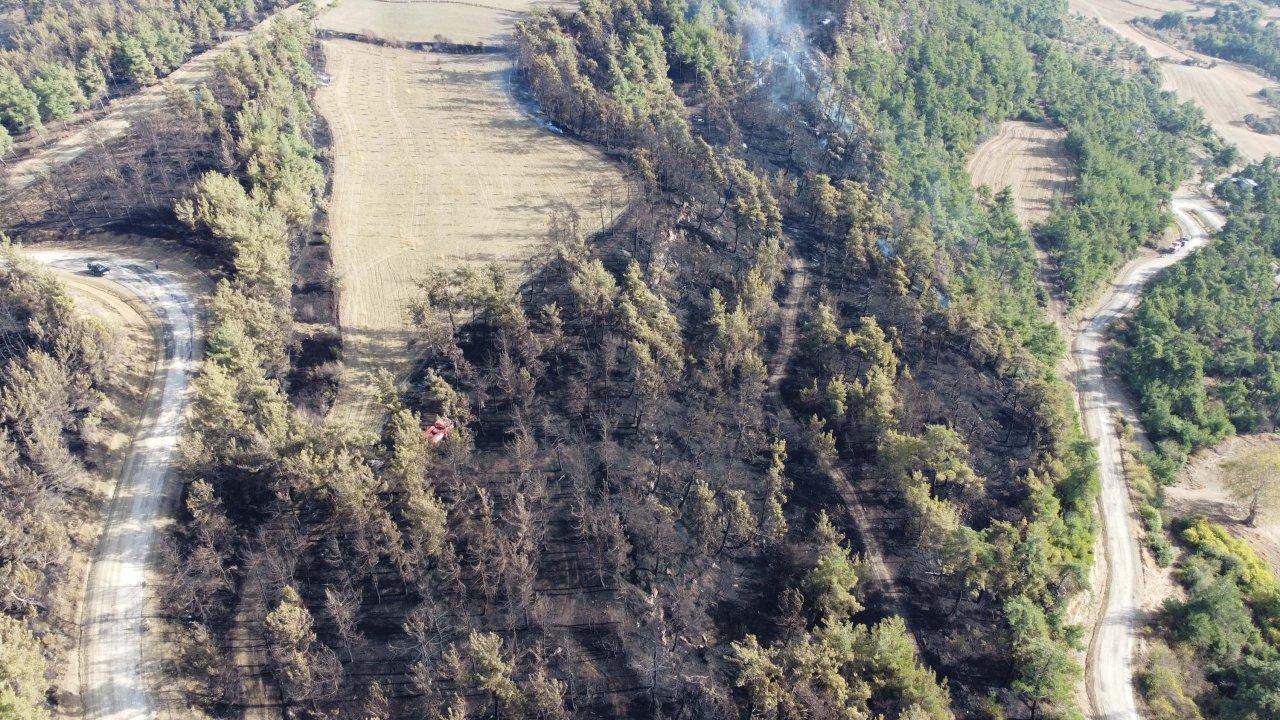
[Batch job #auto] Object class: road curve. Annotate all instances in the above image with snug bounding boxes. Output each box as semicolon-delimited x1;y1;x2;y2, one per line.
28;249;200;720
1076;194;1224;720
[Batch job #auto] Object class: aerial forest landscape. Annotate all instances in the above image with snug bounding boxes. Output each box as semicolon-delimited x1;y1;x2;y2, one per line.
1;0;1279;717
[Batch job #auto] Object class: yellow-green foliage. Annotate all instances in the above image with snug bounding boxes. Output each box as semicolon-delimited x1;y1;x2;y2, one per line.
0;607;50;720
1137;640;1204;720
1181;517;1280;642
1181;518;1279;596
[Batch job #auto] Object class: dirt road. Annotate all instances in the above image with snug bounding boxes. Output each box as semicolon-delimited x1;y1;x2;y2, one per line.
1074;194;1223;720
29;249;200;720
2;0;329;194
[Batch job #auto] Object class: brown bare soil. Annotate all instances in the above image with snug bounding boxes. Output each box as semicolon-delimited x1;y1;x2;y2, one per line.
968;121;1073;226
317;37;627;426
1067;0;1280;162
1069;0;1199;55
1166;433;1280;572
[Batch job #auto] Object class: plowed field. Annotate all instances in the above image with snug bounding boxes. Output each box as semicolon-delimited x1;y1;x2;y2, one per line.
968;121;1073;225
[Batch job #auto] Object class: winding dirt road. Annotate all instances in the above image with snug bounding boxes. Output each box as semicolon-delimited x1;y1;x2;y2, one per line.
29;249;200;720
1075;194;1223;720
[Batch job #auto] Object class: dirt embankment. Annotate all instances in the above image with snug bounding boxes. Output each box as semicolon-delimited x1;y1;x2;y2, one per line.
968;121;1074;226
316;0;628;427
1066;0;1280;162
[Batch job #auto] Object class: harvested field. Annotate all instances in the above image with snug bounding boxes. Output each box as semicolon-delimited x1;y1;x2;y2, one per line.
317;38;627;425
1167;433;1280;572
1161;62;1280;162
968;121;1073;226
318;0;565;45
1068;0;1198;58
1067;0;1280;162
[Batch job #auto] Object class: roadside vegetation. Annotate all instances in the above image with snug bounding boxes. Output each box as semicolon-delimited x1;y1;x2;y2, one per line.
1034;45;1205;303
0;0;296;152
0;11;326;718
1140;517;1280;719
0;245;117;719
1119;159;1280;719
1119;160;1280;454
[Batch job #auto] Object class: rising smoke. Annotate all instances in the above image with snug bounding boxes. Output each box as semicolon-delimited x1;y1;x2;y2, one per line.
736;0;853;133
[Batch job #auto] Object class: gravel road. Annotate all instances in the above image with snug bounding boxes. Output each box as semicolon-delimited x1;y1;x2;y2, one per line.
31;249;199;720
1076;195;1223;720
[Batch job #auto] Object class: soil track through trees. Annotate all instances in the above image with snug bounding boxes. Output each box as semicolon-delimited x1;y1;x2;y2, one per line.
316;1;627;428
1;0;333;196
768;255;898;604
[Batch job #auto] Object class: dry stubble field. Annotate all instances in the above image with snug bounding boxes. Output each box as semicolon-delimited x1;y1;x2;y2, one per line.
318;0;566;45
968;121;1073;226
317;31;626;424
1067;0;1280;162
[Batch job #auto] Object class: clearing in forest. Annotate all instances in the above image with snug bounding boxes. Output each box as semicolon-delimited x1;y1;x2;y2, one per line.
1167;433;1280;572
967;121;1072;226
1161;62;1280;162
318;0;566;45
1067;0;1280;162
317;35;626;425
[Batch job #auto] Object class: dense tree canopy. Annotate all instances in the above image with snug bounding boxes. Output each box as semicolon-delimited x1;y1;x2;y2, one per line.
0;243;116;715
1121;160;1280;453
1143;517;1280;720
0;0;293;137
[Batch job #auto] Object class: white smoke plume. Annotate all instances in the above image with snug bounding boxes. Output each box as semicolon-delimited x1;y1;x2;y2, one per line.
736;0;852;132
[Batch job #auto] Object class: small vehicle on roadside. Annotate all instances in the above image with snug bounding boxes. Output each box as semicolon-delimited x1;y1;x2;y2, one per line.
86;261;110;276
